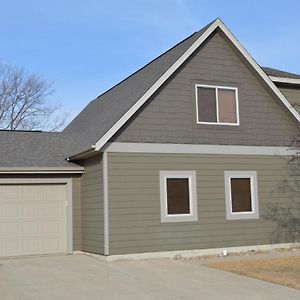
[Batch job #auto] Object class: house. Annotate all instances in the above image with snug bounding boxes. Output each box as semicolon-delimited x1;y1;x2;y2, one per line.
1;18;300;259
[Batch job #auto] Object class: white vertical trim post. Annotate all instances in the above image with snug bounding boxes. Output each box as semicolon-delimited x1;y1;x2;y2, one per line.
66;178;73;254
103;151;109;255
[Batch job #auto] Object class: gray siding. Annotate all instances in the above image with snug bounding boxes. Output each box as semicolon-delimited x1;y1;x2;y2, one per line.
112;30;299;146
80;155;104;254
108;152;299;255
278;86;300;114
72;176;82;251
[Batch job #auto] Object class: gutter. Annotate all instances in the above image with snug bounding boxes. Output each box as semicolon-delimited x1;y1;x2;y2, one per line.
67;146;99;161
270;76;300;85
0;167;84;174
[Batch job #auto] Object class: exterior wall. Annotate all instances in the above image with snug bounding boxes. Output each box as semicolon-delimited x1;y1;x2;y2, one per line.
278;86;300;114
107;152;299;255
111;30;299;146
80;155;104;254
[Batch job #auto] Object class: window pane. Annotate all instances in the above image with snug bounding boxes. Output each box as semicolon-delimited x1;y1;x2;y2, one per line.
231;178;252;212
197;87;217;122
218;89;237;123
166;178;190;215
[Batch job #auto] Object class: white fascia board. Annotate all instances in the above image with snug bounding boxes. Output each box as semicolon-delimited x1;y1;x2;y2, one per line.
94;19;300;151
269;76;300;85
105;142;296;156
0;167;84;174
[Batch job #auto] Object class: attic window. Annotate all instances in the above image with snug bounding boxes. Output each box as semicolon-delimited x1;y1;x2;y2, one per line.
196;85;239;125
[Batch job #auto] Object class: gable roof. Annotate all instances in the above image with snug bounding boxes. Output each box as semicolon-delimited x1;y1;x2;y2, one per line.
65;19;300;158
0;130;82;171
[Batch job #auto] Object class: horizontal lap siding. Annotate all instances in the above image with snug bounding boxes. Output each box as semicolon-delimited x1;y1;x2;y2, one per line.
108;153;299;255
112;30;299;146
80;155;104;254
279;87;300;114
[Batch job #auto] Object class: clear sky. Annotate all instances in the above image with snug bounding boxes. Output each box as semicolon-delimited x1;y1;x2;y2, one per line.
1;0;299;123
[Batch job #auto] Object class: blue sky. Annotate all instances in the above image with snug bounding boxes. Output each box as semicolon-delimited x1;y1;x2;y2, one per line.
1;0;299;122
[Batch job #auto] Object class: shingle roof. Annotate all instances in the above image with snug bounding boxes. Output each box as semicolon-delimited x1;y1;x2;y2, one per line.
0;130;79;168
64;22;214;156
262;67;300;79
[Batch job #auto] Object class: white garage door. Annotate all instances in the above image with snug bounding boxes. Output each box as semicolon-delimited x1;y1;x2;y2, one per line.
0;184;67;257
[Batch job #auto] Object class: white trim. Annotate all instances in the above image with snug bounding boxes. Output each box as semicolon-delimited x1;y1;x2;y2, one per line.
270;76;300;85
94;19;300;151
104;142;296;156
0;178;73;254
224;171;259;220
195;84;239;125
103;151;109;256
159;171;198;223
77;242;299;262
0;167;84;174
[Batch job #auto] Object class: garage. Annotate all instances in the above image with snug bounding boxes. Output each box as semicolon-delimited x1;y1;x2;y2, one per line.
0;182;69;257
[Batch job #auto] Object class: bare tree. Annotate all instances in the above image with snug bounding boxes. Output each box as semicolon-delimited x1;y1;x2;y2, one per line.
0;63;67;131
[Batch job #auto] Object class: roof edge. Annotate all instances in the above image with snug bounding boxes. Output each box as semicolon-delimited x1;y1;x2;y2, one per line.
67;147;98;161
0;167;84;174
270;76;300;86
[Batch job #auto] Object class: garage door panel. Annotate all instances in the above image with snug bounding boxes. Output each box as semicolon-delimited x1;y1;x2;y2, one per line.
23;203;40;217
0;184;67;257
43;203;63;217
23;221;40;234
2;239;22;257
41;237;62;253
2;204;20;218
23;238;40;254
2;222;22;236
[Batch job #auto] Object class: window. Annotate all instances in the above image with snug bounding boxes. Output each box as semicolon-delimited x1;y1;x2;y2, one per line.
159;171;198;223
196;84;239;125
224;171;259;220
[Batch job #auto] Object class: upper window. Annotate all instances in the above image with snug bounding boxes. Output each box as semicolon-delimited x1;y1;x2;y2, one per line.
224;171;259;220
195;84;239;125
159;171;198;223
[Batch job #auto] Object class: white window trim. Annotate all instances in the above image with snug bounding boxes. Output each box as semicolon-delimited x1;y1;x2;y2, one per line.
159;171;198;223
224;171;259;220
195;84;240;126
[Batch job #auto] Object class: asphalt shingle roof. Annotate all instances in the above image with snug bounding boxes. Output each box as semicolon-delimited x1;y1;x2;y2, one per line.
262;67;300;79
0;130;78;168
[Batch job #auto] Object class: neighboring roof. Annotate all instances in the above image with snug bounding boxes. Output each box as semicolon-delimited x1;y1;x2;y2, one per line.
64;19;300;157
262;67;300;79
0;130;81;170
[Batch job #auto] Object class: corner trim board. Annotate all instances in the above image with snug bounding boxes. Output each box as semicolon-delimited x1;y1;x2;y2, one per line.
104;142;296;156
103;151;109;256
94;18;300;152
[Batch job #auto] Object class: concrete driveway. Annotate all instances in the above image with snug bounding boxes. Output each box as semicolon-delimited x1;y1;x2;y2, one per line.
0;254;299;300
